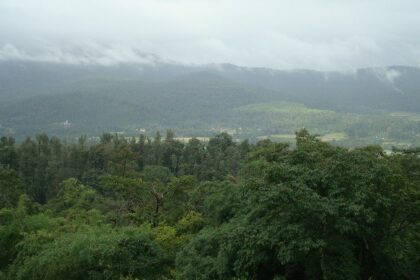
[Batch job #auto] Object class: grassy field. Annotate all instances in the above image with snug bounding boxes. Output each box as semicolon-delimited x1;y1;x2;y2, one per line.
389;112;420;121
231;102;419;148
235;102;336;115
320;132;348;142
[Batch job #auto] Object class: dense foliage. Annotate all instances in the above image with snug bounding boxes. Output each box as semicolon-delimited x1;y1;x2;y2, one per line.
0;130;419;279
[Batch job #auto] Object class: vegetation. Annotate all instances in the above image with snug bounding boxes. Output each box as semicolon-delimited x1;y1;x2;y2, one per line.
0;62;419;150
0;130;419;279
232;102;420;149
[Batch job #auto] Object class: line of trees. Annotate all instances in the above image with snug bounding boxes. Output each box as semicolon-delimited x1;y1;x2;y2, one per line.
0;130;419;279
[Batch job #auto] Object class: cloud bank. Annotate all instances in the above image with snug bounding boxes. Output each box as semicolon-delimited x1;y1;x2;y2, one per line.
0;0;419;70
0;43;162;66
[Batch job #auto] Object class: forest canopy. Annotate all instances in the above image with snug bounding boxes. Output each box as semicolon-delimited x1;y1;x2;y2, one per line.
0;130;419;279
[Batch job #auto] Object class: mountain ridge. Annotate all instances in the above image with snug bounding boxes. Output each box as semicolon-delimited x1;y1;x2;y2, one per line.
0;59;419;142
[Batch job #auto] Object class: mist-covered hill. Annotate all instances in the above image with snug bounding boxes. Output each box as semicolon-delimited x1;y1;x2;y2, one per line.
0;60;419;146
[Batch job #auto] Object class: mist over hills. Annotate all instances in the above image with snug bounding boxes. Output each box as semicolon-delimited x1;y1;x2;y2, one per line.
0;56;419;146
2;2;420;279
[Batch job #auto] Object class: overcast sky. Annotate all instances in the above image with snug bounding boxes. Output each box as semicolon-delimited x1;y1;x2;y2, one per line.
1;0;419;70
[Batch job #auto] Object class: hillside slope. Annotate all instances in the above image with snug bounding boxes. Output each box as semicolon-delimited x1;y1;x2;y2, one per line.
0;61;419;143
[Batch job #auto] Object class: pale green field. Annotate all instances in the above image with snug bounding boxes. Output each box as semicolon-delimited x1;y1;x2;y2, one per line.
389;112;420;122
258;132;347;143
232;102;419;148
257;134;296;141
320;132;348;142
235;102;336;115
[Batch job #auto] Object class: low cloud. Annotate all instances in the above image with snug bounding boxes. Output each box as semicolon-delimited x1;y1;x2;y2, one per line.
385;69;401;84
0;0;419;70
0;43;163;66
370;68;402;84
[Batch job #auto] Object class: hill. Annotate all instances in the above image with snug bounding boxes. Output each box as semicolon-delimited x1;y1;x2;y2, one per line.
0;60;419;147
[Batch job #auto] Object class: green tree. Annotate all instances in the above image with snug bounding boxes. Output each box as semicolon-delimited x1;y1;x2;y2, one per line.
9;227;169;280
0;168;25;208
0;137;18;170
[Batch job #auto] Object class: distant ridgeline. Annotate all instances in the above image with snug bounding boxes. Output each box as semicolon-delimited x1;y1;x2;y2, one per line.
0;130;419;279
0;61;419;148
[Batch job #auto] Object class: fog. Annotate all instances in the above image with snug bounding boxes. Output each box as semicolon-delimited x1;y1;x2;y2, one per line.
1;0;419;70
